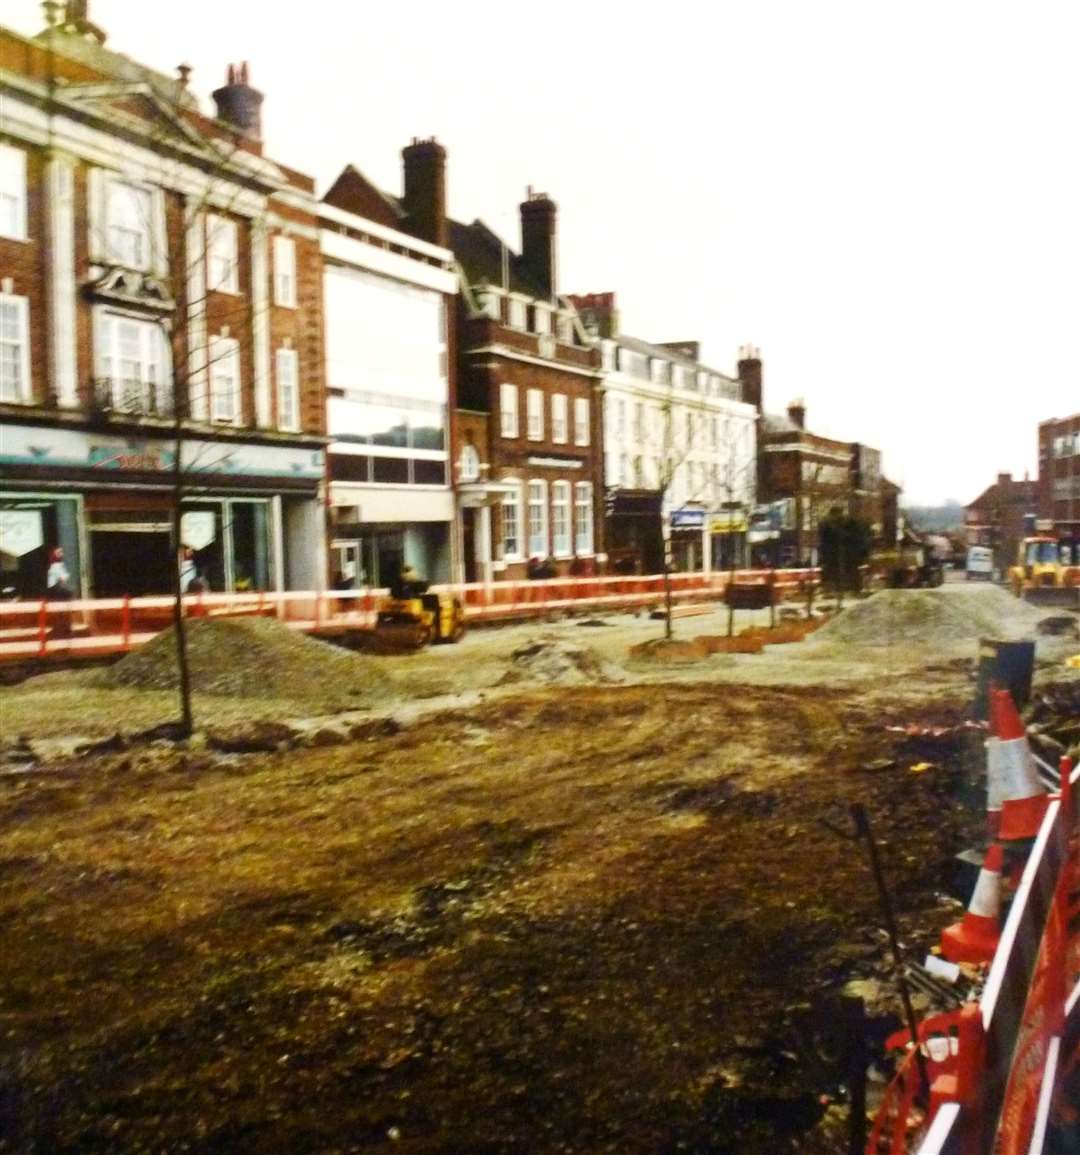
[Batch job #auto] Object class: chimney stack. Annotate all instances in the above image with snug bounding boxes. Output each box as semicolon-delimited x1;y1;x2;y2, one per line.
401;138;448;249
212;62;263;141
520;188;558;301
737;345;763;411
787;399;806;429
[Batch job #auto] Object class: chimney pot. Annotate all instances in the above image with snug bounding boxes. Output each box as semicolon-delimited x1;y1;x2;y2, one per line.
787;399;806;429
213;62;264;140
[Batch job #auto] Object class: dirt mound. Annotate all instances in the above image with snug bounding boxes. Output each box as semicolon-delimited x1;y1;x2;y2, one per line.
629;637;712;663
94;617;394;703
813;586;1043;649
500;635;624;685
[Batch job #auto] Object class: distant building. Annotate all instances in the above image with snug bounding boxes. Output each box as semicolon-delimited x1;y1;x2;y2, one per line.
965;472;1038;575
568;293;756;574
747;354;898;565
1037;413;1080;563
0;7;327;600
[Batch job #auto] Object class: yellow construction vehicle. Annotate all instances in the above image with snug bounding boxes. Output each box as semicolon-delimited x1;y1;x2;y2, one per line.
374;578;466;650
1008;535;1080;606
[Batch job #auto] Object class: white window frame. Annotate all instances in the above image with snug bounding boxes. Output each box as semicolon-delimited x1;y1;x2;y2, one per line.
557;313;575;344
502;481;523;561
551;480;572;558
0;144;28;242
275;347;300;432
533;303;552;335
209;335;242;424
574;397;590;446
507;296;528;330
0;292;32;403
527;479;548;559
207;214;239;294
272;235;297;308
459;444;481;482
500;383;519;438
526;388;544;441
106;180;155;271
479;289;502;321
551;393;568;444
94;309;170;415
574;482;594;555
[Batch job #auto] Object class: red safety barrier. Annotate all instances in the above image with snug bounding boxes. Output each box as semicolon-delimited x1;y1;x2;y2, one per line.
0;568;821;663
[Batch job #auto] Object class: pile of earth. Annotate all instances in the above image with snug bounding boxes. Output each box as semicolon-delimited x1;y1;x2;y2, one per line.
499;635;624;685
93;616;394;702
813;586;1044;649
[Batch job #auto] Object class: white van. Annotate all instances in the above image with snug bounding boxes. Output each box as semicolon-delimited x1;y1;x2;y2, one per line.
966;545;994;581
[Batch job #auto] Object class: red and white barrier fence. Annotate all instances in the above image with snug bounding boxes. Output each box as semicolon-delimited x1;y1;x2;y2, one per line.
910;756;1080;1155
0;568;820;662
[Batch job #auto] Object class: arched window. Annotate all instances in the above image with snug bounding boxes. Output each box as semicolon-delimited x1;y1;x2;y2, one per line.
459;444;480;482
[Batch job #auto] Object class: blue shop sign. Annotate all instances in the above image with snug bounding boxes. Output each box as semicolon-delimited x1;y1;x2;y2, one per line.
671;508;706;529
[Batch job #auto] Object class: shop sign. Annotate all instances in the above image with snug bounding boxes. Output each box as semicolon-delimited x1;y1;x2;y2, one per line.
710;513;748;534
2;425;325;481
180;511;217;551
0;509;44;557
671;507;705;529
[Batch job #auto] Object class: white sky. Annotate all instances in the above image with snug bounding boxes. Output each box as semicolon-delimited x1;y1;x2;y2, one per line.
6;0;1078;505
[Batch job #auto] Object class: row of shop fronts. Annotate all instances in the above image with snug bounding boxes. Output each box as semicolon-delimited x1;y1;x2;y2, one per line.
0;423;324;600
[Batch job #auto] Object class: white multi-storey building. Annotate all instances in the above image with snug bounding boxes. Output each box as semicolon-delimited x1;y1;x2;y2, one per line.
570;296;755;573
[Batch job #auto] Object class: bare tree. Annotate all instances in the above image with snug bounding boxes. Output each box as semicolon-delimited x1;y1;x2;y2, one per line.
88;84;271;736
651;395;754;639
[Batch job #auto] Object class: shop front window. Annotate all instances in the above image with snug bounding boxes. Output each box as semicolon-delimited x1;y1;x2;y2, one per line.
0;495;82;599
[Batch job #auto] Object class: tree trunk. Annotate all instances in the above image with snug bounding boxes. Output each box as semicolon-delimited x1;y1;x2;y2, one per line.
171;433;194;738
662;519;673;639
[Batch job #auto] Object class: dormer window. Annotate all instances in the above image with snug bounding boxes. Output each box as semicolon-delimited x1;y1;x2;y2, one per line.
508;297;528;330
479;288;502;321
107;182;153;270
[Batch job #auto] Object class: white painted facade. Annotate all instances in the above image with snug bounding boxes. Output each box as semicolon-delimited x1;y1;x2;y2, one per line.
598;338;756;571
320;208;460;587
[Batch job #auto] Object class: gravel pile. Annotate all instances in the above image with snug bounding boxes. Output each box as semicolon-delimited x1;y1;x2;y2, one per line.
94;617;394;702
499;636;625;686
812;587;1045;649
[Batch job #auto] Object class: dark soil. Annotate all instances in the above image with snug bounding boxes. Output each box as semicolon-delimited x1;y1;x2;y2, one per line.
0;681;987;1154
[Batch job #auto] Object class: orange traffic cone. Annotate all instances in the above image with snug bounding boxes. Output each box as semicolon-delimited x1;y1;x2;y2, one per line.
940;843;1003;964
988;689;1049;842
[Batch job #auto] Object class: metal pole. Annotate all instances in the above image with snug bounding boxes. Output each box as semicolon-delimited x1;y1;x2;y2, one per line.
850;802;930;1100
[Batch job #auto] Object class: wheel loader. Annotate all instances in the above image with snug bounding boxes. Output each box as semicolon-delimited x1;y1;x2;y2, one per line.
374;578;466;650
1008;536;1080;607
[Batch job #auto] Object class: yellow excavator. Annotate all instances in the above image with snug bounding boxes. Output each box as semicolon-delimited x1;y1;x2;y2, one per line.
374;570;467;650
1008;535;1080;607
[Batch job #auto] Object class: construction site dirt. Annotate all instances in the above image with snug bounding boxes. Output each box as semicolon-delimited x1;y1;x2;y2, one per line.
2;587;1078;1153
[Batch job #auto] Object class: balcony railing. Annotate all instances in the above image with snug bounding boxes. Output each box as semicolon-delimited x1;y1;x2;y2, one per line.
93;377;174;419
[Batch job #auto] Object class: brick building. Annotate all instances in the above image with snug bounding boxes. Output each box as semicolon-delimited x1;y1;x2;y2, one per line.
1038;413;1080;563
450;187;604;582
0;7;326;599
744;353;898;565
569;292;757;574
965;472;1038;575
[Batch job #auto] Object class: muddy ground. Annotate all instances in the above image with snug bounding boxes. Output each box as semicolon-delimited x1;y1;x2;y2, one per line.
1;587;1076;1154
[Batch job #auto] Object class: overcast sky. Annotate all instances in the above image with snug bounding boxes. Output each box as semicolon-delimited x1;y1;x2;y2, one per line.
7;1;1078;504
